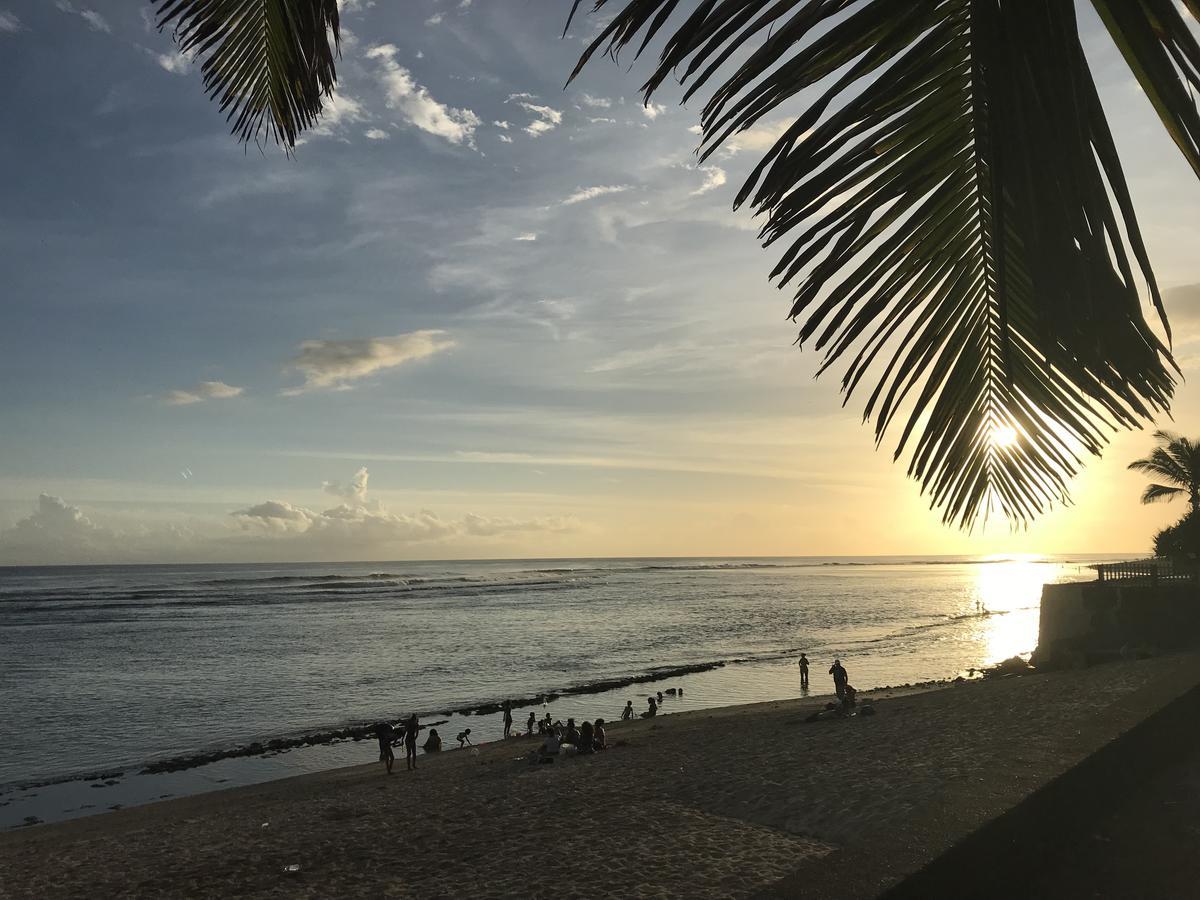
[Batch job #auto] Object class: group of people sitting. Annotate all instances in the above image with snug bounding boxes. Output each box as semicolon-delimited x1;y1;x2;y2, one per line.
532;716;607;763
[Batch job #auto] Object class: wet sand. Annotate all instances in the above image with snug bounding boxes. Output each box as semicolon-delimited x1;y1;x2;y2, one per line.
4;653;1198;899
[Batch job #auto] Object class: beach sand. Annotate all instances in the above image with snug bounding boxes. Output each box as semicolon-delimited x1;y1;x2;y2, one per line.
4;653;1199;899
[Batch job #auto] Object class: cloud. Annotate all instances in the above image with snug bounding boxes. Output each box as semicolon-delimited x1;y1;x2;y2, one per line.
506;92;537;102
588;117;617;125
155;51;191;75
562;185;630;205
365;45;480;145
163;381;244;406
498;134;513;144
724;118;797;155
514;233;538;241
312;89;367;137
509;101;563;138
284;330;456;394
233;469;577;546
323;466;370;502
426;12;443;25
642;102;666;120
55;1;109;32
494;120;510;129
688;124;702;135
691;166;727;196
364;128;390;140
579;93;611;108
0;11;23;32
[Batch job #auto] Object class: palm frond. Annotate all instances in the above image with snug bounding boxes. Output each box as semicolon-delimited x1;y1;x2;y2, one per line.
568;0;1200;528
154;0;340;150
1128;447;1191;487
1141;483;1187;504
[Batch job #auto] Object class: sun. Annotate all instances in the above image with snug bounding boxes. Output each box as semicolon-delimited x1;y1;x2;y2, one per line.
990;424;1019;449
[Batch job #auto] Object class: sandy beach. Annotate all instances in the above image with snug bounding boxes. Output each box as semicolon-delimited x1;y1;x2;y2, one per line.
4;653;1199;899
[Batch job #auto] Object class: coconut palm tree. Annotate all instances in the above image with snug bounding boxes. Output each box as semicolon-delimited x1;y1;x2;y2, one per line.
1128;430;1200;515
151;0;1200;529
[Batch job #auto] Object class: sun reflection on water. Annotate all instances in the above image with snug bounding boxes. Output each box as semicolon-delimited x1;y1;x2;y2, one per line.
972;560;1050;665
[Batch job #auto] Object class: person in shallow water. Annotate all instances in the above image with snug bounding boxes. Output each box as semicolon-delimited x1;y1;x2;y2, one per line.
621;700;635;721
403;714;420;771
799;653;810;689
374;721;396;775
422;728;442;753
642;696;658;718
830;658;848;701
502;701;513;739
526;711;536;735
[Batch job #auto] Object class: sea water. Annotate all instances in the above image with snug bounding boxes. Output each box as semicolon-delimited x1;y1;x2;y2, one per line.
0;555;1119;826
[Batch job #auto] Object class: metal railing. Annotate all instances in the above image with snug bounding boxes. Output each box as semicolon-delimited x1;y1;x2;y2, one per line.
1093;558;1198;584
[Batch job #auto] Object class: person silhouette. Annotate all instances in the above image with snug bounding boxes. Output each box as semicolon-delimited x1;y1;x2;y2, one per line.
502;701;513;739
403;713;419;771
829;658;848;702
799;653;810;689
621;700;635;721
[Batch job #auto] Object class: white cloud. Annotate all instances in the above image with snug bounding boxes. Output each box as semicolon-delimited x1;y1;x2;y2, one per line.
506;92;537;102
688;124;703;135
364;128;390;140
514;233;538;241
0;11;23;32
426;12;443;25
588;117;617;125
642;102;666;120
498;134;513;143
283;330;456;394
365;44;480;145
510;101;563;138
691;166;727;196
579;93;611;108
163;381;244;406
494;120;510;129
156;51;191;75
233;469;577;546
312;89;367;137
725;118;796;155
562;184;630;205
56;2;109;32
323;466;370;502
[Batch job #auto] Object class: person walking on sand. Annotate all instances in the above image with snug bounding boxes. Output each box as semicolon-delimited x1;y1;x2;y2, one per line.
403;714;420;771
502;701;513;739
830;658;848;701
799;653;810;689
374;720;396;775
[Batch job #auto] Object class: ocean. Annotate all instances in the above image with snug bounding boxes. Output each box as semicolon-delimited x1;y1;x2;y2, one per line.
0;554;1118;827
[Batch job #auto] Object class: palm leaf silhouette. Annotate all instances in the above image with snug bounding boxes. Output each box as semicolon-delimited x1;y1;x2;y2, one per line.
566;0;1200;527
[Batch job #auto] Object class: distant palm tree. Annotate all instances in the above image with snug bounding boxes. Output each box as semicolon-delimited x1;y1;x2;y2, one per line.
1128;430;1200;515
152;0;1200;529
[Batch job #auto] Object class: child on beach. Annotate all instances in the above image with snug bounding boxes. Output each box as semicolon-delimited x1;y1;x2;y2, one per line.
621;701;634;721
422;728;442;753
502;701;513;739
642;697;658;718
457;728;473;748
403;714;419;770
593;719;607;750
527;711;536;735
374;721;395;775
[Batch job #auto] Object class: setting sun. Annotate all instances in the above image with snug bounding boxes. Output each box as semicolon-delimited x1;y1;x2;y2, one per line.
991;424;1019;449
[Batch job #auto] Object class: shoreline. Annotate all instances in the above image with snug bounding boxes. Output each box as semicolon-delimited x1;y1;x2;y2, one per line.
5;652;1198;899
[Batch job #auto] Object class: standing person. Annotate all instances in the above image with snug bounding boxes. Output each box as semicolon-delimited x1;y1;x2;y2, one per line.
374;721;396;775
621;700;635;721
502;701;513;739
403;713;419;771
799;653;810;689
526;711;536;735
829;658;848;701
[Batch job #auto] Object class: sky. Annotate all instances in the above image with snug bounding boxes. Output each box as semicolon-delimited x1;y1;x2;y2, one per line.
1;0;1199;564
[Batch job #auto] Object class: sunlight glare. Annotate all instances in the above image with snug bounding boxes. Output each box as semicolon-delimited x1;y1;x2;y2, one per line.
990;424;1019;449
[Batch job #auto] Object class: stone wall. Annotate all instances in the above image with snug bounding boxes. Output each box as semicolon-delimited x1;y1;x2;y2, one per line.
1033;579;1200;667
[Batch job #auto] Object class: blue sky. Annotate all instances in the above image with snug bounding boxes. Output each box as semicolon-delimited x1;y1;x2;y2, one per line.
1;0;1199;563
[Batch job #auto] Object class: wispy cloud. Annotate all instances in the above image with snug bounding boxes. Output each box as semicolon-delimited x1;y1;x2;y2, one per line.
579;93;612;108
691;166;727;196
642;102;667;120
562;184;630;205
514;232;538;241
155;50;191;75
509;100;563;138
365;45;480;145
283;330;456;395
163;381;244;406
364;128;390;140
55;1;109;33
425;12;444;25
0;10;23;33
